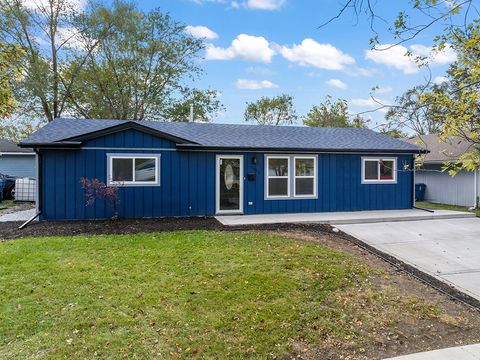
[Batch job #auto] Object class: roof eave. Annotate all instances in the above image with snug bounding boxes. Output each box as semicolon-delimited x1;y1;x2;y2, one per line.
18;141;82;148
176;144;425;154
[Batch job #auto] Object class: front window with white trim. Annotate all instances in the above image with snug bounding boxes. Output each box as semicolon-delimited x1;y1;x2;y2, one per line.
265;155;318;199
108;154;160;186
362;157;397;183
266;156;290;197
294;157;316;197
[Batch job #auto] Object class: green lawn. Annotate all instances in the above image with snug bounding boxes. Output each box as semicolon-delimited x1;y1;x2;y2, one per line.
0;231;445;359
416;201;480;217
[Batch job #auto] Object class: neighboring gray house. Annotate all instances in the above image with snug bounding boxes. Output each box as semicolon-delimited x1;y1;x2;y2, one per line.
405;134;479;207
0;138;36;178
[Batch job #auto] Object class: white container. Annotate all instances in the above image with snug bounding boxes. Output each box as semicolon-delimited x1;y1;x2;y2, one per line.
15;177;36;202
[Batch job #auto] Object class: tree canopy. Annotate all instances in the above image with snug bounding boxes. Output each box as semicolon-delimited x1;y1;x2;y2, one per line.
421;20;480;173
303;96;368;128
0;42;24;119
244;94;297;126
0;0;222;123
385;86;443;136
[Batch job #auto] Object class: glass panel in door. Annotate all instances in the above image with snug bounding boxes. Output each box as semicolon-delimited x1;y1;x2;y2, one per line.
219;157;241;212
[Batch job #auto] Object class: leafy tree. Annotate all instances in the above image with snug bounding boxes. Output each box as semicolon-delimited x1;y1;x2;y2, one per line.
303;96;368;128
244;94;297;126
351;114;369;128
421;20;480;173
378;126;408;139
66;2;220;121
0;116;41;142
303;96;349;128
162;89;224;123
0;42;23;119
0;0;112;122
0;0;222;122
385;86;443;136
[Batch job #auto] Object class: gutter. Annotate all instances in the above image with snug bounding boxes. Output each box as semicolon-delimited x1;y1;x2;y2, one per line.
18;141;82;148
0;152;36;156
176;144;427;154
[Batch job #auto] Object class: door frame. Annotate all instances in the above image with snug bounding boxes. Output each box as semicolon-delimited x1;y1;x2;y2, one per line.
215;154;244;215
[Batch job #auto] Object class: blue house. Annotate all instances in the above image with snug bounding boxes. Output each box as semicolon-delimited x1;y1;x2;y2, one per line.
0;138;36;178
20;118;422;221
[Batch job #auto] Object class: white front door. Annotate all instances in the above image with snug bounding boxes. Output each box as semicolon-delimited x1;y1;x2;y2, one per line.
216;155;244;214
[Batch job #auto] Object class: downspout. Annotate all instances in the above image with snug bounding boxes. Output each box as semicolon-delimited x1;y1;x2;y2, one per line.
19;148;42;229
473;169;478;210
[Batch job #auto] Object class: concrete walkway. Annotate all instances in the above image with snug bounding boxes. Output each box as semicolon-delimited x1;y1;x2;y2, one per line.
0;208;36;222
216;209;474;226
337;217;480;301
385;343;480;359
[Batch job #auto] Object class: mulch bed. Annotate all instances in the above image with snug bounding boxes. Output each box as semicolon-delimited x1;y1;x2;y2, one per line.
0;216;339;240
0;217;222;240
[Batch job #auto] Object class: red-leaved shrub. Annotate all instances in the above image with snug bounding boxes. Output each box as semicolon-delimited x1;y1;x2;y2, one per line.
80;177;120;219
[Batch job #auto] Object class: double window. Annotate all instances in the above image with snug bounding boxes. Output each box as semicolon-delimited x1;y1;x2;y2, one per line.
266;155;317;199
362;157;397;184
107;154;160;186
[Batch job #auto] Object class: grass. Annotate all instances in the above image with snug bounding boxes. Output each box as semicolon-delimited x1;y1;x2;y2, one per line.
416;201;480;217
0;199;15;211
0;231;445;359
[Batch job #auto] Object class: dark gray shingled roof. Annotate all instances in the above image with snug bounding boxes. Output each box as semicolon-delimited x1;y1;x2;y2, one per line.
0;138;34;153
20;118;422;153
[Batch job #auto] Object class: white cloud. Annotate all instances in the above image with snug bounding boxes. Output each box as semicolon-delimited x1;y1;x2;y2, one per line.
185;25;218;40
236;79;278;89
192;0;285;10
23;0;86;11
245;0;286;10
351;98;388;108
280;39;355;70
365;43;457;74
365;44;419;74
351;97;390;113
410;44;457;64
205;34;275;63
326;79;347;89
434;76;448;84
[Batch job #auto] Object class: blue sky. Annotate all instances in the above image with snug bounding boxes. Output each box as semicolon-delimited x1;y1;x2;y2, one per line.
142;0;457;129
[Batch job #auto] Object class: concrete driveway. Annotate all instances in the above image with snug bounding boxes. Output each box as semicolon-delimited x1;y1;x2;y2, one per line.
337;217;480;301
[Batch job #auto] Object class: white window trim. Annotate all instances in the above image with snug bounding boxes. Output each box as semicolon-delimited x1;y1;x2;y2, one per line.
266;155;291;199
294;156;317;198
107;154;160;187
361;157;397;184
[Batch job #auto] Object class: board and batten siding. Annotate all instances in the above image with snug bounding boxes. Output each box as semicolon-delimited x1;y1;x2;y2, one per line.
39;128;414;220
415;164;479;207
0;154;36;178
